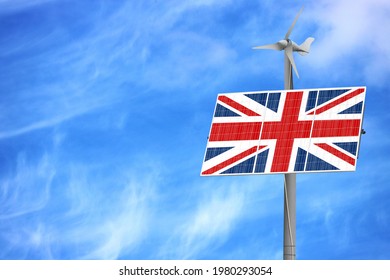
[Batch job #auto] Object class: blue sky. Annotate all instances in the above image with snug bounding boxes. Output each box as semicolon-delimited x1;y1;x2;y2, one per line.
0;0;389;260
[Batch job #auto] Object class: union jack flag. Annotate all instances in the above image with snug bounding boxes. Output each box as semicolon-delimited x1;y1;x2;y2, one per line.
201;87;366;176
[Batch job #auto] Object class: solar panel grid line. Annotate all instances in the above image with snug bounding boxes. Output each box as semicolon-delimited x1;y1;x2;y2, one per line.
202;146;259;175
307;90;365;120
200;93;224;175
290;138;311;171
308;88;365;116
244;94;266;116
293;137;359;172
315;143;356;166
208;122;261;142
261;139;277;173
222;145;269;175
252;92;271;173
310;137;359;160
218;95;260;117
267;91;286;121
305;143;354;171
303;89;320;172
202;141;261;172
254;92;280;172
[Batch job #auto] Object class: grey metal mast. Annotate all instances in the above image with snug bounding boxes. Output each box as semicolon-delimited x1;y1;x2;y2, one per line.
253;7;314;260
283;56;296;259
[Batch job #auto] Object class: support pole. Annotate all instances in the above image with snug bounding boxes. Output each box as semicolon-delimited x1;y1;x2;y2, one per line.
283;52;296;260
283;174;296;259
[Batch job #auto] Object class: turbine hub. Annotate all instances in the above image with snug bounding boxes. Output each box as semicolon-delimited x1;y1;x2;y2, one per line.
277;39;288;49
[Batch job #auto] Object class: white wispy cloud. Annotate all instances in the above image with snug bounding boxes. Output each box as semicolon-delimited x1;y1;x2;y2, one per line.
0;0;54;14
159;184;246;259
158;176;282;259
0;98;105;139
0;149;160;259
50;157;161;259
305;0;390;84
0;0;248;140
0;2;135;139
0;153;55;220
296;170;385;257
0;152;56;258
76;172;158;259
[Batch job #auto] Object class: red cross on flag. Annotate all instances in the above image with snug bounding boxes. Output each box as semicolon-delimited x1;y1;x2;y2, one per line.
201;87;366;176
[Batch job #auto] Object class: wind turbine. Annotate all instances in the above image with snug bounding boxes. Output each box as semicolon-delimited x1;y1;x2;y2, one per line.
252;7;314;260
253;7;314;85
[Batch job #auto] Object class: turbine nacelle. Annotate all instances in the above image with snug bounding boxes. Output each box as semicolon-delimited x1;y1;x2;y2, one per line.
253;38;313;53
252;7;314;78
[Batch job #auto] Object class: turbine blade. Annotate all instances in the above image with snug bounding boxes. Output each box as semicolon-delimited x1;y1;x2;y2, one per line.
296;37;315;56
285;45;299;78
285;6;304;39
252;43;284;51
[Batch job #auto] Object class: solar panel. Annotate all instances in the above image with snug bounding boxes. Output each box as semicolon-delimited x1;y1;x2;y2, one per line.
201;87;366;176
